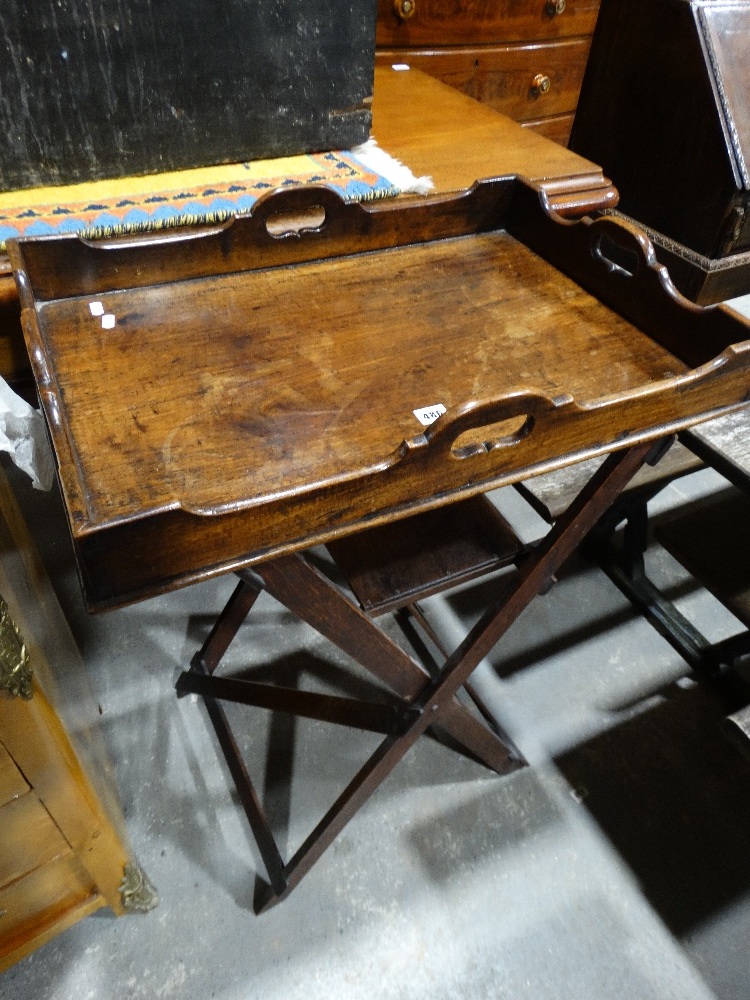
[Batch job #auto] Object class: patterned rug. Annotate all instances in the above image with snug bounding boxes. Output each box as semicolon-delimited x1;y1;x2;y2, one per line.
0;140;432;250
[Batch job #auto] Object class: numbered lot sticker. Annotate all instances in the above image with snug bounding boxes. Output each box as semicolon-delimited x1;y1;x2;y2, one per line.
413;403;447;426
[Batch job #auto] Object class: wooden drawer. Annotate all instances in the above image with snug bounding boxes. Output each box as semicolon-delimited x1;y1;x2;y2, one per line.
523;111;575;146
376;0;600;46
0;795;70;890
0;742;29;807
0;855;100;969
376;37;591;121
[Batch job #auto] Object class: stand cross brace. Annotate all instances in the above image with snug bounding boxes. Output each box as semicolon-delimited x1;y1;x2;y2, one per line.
177;440;653;911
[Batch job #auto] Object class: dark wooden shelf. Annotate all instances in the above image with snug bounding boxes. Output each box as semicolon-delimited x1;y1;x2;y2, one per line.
327;495;523;616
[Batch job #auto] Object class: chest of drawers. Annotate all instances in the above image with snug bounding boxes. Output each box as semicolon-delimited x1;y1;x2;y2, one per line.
375;0;601;145
0;464;156;970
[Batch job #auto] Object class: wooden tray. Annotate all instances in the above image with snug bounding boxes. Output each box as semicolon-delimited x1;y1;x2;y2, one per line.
9;179;750;610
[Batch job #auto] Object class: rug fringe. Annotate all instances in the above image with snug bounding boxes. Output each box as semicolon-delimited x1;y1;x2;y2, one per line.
351;138;434;196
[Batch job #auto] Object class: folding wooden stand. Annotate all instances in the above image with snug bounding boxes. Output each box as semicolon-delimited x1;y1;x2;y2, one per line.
10;178;750;911
517;440;719;675
176;441;659;910
519;426;750;686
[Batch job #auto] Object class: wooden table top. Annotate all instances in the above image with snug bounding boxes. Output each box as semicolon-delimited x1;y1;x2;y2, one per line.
370;66;610;203
0;66;612;300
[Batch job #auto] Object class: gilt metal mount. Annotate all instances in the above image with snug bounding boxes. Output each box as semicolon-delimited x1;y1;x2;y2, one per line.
119;862;160;913
0;597;32;699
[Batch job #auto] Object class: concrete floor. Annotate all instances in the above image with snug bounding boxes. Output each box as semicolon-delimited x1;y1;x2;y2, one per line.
3;296;750;1000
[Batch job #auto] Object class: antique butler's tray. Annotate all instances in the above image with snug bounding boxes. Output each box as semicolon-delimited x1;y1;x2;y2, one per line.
9;179;750;610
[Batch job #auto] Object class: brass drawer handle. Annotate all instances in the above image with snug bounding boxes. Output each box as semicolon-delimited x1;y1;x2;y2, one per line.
394;0;416;19
546;0;567;16
532;73;552;95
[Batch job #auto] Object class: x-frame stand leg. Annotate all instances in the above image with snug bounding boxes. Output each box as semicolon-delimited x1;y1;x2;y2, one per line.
584;468;716;675
584;449;750;686
177;440;654;911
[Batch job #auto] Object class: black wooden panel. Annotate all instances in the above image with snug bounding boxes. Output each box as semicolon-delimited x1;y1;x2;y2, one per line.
569;0;745;259
0;0;377;190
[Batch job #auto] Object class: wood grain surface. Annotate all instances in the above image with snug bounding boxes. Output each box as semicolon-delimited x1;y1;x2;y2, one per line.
0;856;101;971
0;67;614;398
32;229;683;522
517;440;703;523
0;741;28;806
0;460;135;966
372;65;600;190
681;408;750;491
0;795;70;890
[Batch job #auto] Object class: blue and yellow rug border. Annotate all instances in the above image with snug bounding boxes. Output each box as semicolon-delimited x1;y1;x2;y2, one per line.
0;149;398;250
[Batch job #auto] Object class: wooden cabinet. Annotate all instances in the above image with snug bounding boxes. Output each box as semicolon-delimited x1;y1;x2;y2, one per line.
375;0;600;144
0;465;157;971
569;0;750;303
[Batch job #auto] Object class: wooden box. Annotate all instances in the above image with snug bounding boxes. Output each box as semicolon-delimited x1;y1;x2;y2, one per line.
569;0;750;299
0;0;377;190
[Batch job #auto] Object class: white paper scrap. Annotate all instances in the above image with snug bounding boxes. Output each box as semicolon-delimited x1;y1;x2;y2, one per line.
0;378;55;490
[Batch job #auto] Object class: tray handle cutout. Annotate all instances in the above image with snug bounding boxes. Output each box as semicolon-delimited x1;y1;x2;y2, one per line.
265;204;327;238
590;216;657;279
250;186;345;240
425;391;567;460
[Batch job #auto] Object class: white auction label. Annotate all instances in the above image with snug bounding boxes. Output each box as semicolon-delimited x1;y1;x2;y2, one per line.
413;403;446;426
